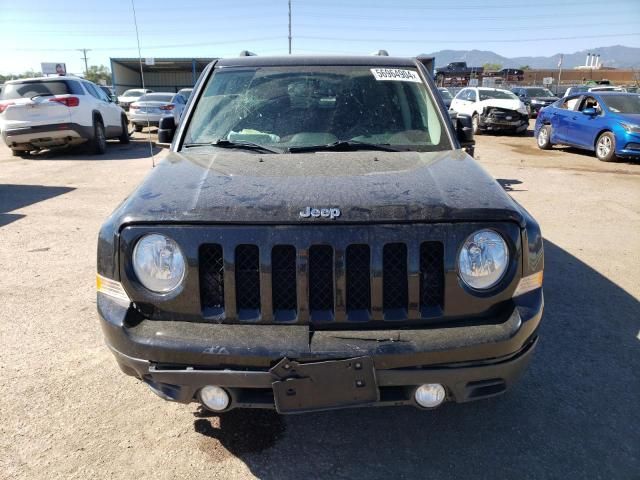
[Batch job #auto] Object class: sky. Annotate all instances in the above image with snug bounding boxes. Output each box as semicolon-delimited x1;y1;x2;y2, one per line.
1;0;639;75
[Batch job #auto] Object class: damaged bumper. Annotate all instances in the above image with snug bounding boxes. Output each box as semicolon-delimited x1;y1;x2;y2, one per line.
99;289;543;412
479;108;528;132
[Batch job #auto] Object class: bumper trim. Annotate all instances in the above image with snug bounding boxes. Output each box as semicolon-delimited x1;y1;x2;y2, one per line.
108;335;537;409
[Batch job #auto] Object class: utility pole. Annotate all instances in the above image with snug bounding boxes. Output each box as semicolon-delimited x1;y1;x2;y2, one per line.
288;0;292;54
78;48;91;76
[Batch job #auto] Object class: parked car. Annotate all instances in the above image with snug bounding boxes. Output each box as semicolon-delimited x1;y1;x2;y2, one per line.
499;68;525;82
437;87;453;108
511;86;559;118
450;87;529;134
129;92;186;132
0;76;129;156
177;88;193;102
97;54;544;415
563;85;626;97
535;92;640;162
117;88;154;111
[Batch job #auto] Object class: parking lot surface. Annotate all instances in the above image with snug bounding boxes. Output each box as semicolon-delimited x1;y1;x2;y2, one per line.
1;127;639;479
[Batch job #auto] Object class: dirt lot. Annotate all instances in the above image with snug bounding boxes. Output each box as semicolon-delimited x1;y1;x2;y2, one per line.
1;126;639;479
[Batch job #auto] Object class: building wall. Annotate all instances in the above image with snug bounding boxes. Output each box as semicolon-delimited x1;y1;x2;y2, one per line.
524;69;639;86
111;62;141;95
142;71;195;93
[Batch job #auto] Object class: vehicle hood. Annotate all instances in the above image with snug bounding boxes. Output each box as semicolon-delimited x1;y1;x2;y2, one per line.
109;149;524;226
530;96;558;102
478;98;524;111
615;113;640;123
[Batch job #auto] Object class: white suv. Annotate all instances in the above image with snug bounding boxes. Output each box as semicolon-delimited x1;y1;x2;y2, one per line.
0;76;129;156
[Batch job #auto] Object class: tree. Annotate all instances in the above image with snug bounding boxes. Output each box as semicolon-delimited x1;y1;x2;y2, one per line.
483;63;502;71
519;65;531;70
85;65;111;85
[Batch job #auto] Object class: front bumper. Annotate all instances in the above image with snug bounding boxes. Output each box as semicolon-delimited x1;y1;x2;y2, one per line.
479;113;528;132
99;288;543;412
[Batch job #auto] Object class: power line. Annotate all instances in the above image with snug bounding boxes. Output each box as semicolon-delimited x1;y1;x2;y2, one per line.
296;32;640;44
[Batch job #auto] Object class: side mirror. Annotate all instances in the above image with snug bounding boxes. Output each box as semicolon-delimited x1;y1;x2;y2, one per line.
455;113;475;157
157;116;176;146
110;94;118;104
582;107;597;116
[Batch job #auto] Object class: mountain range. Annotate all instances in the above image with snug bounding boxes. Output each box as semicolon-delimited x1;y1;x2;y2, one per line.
424;45;640;69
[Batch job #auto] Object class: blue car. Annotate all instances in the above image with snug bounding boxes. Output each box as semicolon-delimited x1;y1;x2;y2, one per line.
534;92;640;162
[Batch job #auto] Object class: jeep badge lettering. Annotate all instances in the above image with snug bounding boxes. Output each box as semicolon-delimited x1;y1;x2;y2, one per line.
299;207;341;219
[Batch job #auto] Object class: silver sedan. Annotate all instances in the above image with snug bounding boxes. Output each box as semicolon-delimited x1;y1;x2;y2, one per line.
129;93;186;132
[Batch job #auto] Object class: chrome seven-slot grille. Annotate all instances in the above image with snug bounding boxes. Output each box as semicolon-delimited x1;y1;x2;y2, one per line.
199;241;444;324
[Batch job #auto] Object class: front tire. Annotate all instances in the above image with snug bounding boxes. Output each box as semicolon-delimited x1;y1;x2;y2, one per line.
90;119;107;155
536;125;553;150
119;116;130;144
595;132;616;162
11;149;29;158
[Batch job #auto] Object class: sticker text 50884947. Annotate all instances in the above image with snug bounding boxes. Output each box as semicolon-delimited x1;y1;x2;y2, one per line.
370;68;422;83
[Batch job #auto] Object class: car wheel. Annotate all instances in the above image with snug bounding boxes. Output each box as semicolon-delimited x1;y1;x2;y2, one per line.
536;125;553;150
526;104;532;118
90;119;107;155
595;132;616;162
119;116;130;144
471;114;481;135
134;124;143;133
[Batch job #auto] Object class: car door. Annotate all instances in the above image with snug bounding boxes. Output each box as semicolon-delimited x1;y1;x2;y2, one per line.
569;95;606;149
553;95;581;143
84;82;120;132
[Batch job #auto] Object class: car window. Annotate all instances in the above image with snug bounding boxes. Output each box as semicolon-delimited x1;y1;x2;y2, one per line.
560;96;580;110
467;90;477;102
84;82;101;100
123;89;145;97
0;80;82;100
454;89;467;100
578;96;600;113
139;93;174;103
603;94;640;113
184;65;451;152
478;89;517;101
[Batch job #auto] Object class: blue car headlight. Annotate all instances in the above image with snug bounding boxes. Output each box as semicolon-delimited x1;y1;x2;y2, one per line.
620;123;640;134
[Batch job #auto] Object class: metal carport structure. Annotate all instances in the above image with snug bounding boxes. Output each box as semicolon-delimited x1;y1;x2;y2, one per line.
109;58;216;95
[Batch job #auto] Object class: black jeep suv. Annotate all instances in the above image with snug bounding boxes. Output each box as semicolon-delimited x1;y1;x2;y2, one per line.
97;55;544;414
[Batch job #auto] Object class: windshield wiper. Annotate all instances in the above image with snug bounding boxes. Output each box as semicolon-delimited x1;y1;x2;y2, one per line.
210;139;283;154
287;140;406;153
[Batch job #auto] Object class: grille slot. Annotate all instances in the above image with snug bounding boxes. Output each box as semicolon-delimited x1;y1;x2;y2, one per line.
383;243;408;311
272;245;297;311
346;244;371;312
235;245;260;311
200;244;224;313
308;245;334;314
420;242;445;308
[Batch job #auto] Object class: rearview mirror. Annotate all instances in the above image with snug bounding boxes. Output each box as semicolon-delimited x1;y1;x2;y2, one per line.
455;113;475;157
157;116;176;146
582;107;597;116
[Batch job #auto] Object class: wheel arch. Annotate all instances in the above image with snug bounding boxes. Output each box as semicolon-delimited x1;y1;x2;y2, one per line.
593;129;613;149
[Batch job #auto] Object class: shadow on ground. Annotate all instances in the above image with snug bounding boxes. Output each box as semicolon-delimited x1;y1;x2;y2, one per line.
194;240;639;479
0;184;75;227
20;138;161;161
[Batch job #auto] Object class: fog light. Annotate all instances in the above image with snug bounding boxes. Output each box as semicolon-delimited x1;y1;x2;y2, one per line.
415;383;446;408
199;386;230;411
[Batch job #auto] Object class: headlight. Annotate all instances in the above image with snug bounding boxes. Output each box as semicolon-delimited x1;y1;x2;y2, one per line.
132;233;186;293
458;229;509;290
531;99;544;104
620;123;640;134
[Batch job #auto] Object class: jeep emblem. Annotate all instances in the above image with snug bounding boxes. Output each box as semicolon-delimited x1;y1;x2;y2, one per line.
299;206;341;219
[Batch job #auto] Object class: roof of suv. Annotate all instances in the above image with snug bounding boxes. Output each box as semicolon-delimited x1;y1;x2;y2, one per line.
215;55;418;68
5;76;79;84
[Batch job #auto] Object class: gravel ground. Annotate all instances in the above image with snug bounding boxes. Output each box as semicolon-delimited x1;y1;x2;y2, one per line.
1;125;639;479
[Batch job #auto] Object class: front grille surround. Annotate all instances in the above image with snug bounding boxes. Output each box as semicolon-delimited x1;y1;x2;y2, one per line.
119;223;521;327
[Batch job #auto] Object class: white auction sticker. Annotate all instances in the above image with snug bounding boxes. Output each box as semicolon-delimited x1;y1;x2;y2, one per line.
370;68;422;83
